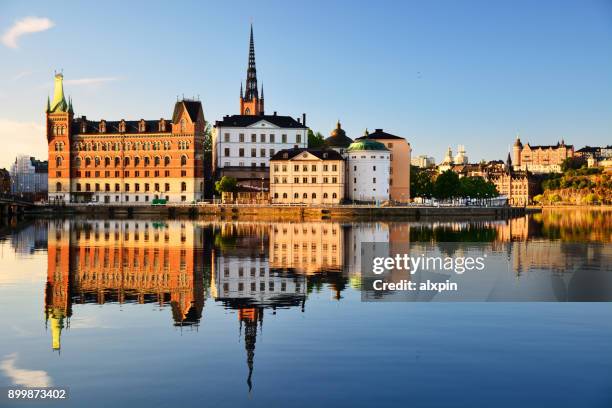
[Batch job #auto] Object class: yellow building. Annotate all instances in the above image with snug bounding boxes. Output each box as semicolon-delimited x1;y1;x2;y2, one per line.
269;148;345;204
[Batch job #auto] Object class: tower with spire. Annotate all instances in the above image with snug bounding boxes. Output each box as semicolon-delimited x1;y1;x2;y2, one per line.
46;72;73;203
240;25;264;115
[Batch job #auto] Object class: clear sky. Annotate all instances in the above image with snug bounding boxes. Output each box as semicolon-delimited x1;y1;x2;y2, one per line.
0;0;611;169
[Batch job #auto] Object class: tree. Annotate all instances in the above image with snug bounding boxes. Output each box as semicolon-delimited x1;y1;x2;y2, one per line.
203;123;213;151
215;176;237;194
308;129;325;148
410;166;433;198
458;176;499;199
433;170;461;200
561;156;586;172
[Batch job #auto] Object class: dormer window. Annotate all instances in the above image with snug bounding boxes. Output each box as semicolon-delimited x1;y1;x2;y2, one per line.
99;120;106;133
119;120;126;133
81;122;87;133
180;118;186;132
159;119;166;132
139;120;146;133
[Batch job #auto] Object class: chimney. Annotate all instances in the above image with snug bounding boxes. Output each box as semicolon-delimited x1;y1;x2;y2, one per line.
375;128;382;132
297;117;301;124
302;113;306;126
274;111;277;116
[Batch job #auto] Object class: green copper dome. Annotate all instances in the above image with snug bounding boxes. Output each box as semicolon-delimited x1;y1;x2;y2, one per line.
347;139;388;152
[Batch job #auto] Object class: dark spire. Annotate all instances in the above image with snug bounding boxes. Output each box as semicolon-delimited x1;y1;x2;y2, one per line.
240;82;243;98
245;24;258;101
260;83;264;99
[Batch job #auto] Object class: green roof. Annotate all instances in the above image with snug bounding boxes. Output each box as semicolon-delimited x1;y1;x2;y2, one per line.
346;139;388;152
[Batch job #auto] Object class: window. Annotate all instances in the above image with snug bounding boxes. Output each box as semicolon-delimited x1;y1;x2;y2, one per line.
239;148;244;157
124;157;130;166
303;177;308;184
311;177;317;183
311;165;317;171
323;193;328;199
283;193;288;198
312;193;316;199
270;134;275;143
260;134;266;142
332;193;337;199
373;178;376;183
181;155;187;166
181;182;186;192
260;148;266;157
294;177;299;184
294;193;299;198
332;177;337;183
332;165;337;171
145;183;150;192
251;134;256;143
296;134;302;144
303;193;307;198
373;165;376;171
224;148;230;157
251;148;256;157
282;134;287;143
164;156;170;166
105;157;111;166
56;182;62;192
55;156;62;167
269;149;275;157
135;183;140;192
125;183;130;192
323;165;328;171
239;133;244;143
115;183;120;192
224;133;230;142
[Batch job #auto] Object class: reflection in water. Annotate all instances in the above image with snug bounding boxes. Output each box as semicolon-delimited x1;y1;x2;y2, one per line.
26;209;611;392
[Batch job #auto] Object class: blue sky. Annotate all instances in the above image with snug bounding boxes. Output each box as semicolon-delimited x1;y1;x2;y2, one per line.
0;0;611;168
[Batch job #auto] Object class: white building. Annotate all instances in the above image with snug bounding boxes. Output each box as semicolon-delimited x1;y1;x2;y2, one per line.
411;155;436;168
10;155;48;195
213;114;308;189
346;139;391;202
454;145;469;165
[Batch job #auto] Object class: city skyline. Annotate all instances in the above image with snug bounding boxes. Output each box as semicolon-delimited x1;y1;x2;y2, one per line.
1;0;612;169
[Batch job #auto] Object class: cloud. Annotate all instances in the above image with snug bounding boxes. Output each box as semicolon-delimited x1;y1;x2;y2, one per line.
1;17;55;49
0;118;46;170
1;353;52;387
64;77;120;86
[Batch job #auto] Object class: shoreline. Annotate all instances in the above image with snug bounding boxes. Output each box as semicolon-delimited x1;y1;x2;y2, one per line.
24;204;538;221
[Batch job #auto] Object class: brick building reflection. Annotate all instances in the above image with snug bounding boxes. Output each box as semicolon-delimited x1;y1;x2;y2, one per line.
45;219;206;351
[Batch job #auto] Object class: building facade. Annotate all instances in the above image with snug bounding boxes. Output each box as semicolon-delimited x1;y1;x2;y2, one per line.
0;169;10;194
355;129;410;202
213;26;308;189
411;155;436;169
512;136;574;173
10;155;48;196
46;73;206;204
269;148;345;204
347;139;391;202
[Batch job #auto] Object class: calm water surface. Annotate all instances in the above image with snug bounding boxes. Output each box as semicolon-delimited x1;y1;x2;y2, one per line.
0;209;611;408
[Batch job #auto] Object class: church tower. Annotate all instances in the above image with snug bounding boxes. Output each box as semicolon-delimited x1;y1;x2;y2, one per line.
240;25;264;115
46;72;73;203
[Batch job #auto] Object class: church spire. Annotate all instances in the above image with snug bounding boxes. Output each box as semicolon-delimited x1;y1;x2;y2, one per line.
240;24;264;115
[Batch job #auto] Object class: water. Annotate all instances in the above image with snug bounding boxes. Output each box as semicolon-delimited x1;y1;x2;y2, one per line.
0;209;611;408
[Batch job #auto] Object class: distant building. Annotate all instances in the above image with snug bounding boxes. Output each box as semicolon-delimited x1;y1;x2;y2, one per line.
411;155;435;168
213;26;308;190
512;136;574;173
576;145;612;169
454;145;469;165
269;148;345;204
10;155;48;196
0;168;10;194
347;138;390;202
438;146;454;172
489;155;539;205
355;128;411;202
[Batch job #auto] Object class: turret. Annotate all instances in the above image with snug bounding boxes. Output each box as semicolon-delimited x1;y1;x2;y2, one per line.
513;134;522;167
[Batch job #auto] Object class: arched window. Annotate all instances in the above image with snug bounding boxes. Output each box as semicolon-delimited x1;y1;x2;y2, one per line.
283;193;288;198
154;157;160;166
181;155;187;166
75;157;82;167
312;193;316;199
245;108;251;115
95;157;100;167
144;157;150;166
124;157;130;166
332;193;337;199
164;156;170;166
181;182;186;192
303;193;308;198
105;157;111;167
56;182;62;192
323;193;328;199
134;157;140;166
114;157;120;166
85;157;91;167
294;193;298;198
55;156;62;167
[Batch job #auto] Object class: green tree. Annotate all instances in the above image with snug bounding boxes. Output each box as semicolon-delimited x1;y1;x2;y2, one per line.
561;156;586;172
215;176;237;194
308;129;325;148
203;122;213;151
433;170;461;200
458;176;498;198
410;166;433;198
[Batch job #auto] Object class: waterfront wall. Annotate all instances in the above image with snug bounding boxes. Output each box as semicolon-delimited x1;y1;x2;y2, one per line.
26;204;536;221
